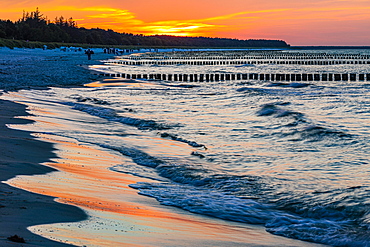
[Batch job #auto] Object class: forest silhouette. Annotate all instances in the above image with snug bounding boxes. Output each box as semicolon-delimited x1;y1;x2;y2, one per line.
0;8;289;48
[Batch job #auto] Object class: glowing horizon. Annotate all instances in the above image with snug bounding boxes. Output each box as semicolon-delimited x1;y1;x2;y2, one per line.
1;0;370;46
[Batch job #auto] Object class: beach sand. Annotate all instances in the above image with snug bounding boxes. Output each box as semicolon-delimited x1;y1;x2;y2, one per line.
0;100;87;246
0;47;327;246
0;47;112;246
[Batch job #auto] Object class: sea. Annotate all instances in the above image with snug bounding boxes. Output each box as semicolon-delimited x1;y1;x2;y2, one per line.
3;48;370;246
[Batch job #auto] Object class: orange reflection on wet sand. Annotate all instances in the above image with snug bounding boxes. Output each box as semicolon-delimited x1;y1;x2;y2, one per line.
6;133;324;246
85;79;158;88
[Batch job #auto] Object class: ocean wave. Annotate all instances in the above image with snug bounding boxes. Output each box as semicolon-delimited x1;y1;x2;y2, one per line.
267;82;311;88
158;132;206;148
287;125;353;142
129;164;370;247
66;103;172;130
256;102;304;120
87;131;369;247
256;102;353;143
235;64;255;67
129;182;275;225
236;87;270;95
69;94;110;105
161;83;201;89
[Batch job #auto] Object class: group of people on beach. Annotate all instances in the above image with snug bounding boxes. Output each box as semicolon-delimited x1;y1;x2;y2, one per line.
103;47;137;55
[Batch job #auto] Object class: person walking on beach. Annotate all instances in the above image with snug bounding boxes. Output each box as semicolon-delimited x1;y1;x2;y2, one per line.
85;49;94;60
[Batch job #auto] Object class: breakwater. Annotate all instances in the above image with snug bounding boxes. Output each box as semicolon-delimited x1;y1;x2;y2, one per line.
96;49;370;82
96;72;370;82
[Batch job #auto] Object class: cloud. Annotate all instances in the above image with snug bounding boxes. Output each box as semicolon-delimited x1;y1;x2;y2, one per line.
74;6;294;37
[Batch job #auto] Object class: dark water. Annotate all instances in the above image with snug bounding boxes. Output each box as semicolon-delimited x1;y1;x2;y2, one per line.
4;49;370;246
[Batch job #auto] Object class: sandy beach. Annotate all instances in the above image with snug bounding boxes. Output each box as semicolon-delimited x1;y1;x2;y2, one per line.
0;47;113;246
0;47;328;246
0;100;88;247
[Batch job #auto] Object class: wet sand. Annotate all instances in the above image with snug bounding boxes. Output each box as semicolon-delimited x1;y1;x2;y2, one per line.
0;100;86;246
6;130;325;247
0;47;112;246
0;47;327;246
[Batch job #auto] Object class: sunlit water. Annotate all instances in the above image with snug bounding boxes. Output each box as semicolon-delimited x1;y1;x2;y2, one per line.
4;49;370;246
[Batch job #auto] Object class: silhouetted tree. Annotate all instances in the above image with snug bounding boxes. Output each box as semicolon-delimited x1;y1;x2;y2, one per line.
0;8;290;48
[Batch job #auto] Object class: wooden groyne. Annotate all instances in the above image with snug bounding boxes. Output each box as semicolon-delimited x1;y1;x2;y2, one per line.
123;51;370;60
110;60;370;66
110;50;370;66
101;50;370;82
96;73;370;82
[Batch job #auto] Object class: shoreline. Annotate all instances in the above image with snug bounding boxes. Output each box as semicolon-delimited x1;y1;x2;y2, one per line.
0;47;115;246
0;47;114;91
0;47;327;246
0;100;87;246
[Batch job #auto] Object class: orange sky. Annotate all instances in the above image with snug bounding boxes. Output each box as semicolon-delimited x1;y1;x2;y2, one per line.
1;0;370;45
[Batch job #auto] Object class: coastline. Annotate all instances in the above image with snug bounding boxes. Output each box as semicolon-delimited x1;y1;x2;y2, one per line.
0;100;87;246
0;47;113;246
0;47;115;91
0;47;327;246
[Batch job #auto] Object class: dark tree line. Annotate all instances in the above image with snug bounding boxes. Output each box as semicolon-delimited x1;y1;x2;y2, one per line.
0;8;289;48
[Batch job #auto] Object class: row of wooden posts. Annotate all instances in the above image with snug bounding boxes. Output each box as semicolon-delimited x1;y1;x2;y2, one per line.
110;60;370;66
127;54;370;60
98;73;370;82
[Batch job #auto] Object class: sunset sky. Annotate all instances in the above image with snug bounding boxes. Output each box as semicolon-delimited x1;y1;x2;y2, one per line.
1;0;370;46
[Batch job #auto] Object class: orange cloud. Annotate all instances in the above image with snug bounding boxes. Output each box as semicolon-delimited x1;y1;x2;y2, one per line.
76;7;294;37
